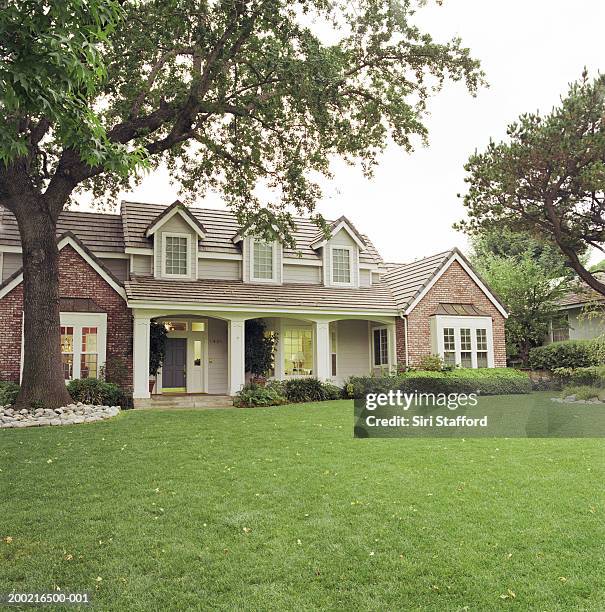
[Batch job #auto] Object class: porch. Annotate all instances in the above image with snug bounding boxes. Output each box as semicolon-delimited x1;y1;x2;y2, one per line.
131;309;398;404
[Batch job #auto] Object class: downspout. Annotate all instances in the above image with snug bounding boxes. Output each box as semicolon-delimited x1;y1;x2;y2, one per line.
400;312;409;369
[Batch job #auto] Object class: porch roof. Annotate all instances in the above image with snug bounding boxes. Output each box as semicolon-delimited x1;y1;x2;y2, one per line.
124;276;398;313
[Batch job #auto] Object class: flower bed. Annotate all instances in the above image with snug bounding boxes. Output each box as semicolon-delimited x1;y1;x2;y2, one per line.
0;403;120;429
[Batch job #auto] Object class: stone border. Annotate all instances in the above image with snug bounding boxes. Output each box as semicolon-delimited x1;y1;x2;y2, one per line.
1;403;120;428
551;395;605;405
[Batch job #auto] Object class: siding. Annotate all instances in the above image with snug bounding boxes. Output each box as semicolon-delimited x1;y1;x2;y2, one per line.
131;254;152;276
207;318;228;394
153;214;198;279
283;263;321;284
198;258;241;280
335;319;370;382
98;257;128;282
2;252;22;281
360;269;371;287
568;308;605;340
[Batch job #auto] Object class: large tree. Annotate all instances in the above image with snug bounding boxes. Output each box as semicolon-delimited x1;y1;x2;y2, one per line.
1;0;483;409
459;72;605;298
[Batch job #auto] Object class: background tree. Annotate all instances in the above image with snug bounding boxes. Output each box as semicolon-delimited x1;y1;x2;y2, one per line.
0;0;483;408
458;71;605;298
470;230;570;363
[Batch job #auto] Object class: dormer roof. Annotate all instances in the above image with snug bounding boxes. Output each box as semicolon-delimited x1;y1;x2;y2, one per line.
309;216;367;251
144;200;207;239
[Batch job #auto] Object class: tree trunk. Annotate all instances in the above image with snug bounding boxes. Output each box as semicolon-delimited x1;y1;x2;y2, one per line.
13;201;72;410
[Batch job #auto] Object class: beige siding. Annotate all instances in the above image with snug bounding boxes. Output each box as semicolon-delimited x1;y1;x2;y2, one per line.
334;319;370;382
131;254;152;276
283;263;321;284
208;318;228;394
359;269;371;287
198;258;241;280
154;214;198;279
2;252;22;281
371;272;381;285
98;257;128;281
568;308;605;340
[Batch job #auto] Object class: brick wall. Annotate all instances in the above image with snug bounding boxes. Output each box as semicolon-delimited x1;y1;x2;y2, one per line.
0;245;133;386
396;260;507;368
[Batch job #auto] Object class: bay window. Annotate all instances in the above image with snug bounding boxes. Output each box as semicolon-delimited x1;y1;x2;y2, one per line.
433;316;494;368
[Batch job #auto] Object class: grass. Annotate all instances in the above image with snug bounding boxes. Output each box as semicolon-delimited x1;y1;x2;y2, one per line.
1;392;604;611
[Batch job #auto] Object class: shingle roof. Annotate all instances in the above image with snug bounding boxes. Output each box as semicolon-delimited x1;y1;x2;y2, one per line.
125;277;398;312
384;249;454;311
557;273;605;307
0;206;124;252
433;303;490;316
145;200;207;237
309;215;367;249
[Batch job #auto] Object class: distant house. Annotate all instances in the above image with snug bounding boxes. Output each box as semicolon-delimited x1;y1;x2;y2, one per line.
0;201;507;406
546;274;605;343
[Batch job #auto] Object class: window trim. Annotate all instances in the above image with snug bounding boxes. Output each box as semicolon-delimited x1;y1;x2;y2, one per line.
329;245;354;287
250;238;279;283
431;315;495;368
372;326;389;367
161;232;191;279
282;324;314;377
551;313;570;342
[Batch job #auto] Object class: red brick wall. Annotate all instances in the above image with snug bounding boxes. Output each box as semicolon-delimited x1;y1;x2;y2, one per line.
0;245;132;386
396;260;507;368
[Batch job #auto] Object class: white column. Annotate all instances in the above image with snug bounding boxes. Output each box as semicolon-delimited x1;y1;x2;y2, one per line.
228;318;246;395
133;315;151;399
314;321;331;381
387;322;397;372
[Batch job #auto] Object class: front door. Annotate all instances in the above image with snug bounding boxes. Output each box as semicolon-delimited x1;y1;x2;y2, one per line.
163;338;187;390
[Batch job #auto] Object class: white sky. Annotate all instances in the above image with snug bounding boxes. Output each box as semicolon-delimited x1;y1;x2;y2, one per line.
75;0;605;264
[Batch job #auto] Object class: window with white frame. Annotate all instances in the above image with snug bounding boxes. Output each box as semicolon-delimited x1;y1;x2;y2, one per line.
163;234;189;276
460;328;472;368
373;327;389;366
80;326;99;378
552;314;570;342
252;240;275;281
56;315;106;381
283;326;313;375
60;326;74;380
331;247;351;284
435;319;492;369
476;328;488;367
443;328;456;366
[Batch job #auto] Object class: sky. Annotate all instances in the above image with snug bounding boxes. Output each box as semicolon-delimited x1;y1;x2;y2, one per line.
75;0;605;264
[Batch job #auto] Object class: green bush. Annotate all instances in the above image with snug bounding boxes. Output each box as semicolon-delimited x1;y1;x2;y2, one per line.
552;366;605;388
417;354;450;372
281;378;343;403
67;378;122;406
344;368;531;399
0;381;20;406
528;340;605;370
234;383;286;407
560;385;605;401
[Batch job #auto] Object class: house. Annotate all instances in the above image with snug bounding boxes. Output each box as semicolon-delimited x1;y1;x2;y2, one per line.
546;274;605;343
0;201;507;405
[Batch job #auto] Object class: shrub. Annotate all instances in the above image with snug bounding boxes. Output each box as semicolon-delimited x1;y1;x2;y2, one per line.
552;366;605;388
417;354;447;372
281;378;344;403
528;340;605;370
560;385;605;401
67;378;122;406
343;368;531;399
233;383;286;407
0;381;20;406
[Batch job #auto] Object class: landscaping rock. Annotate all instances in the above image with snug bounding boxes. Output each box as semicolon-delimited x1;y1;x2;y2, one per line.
0;403;121;429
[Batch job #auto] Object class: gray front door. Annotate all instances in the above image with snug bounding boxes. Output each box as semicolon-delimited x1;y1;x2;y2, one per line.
163;338;187;389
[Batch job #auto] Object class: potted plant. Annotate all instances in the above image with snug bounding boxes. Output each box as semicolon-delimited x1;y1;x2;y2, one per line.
149;321;168;393
245;319;278;385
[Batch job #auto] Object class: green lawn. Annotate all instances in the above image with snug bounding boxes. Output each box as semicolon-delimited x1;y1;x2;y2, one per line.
1;393;604;611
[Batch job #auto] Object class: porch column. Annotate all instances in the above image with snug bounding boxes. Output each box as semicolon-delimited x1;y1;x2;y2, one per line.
228;318;245;395
133;314;151;399
387;322;397;372
314;321;331;380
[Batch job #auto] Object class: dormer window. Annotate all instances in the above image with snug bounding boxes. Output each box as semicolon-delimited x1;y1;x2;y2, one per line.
331;247;352;285
251;239;276;282
163;233;190;278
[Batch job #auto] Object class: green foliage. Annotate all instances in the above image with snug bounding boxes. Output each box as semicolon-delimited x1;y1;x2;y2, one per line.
101;355;129;388
245;320;277;377
560;385;605;401
552;366;605;388
281;378;342;403
233;383;286;408
458;72;605;296
149;321;168;377
417;354;449;372
528;340;605;370
67;378;122;406
0;381;20;406
344;369;531;399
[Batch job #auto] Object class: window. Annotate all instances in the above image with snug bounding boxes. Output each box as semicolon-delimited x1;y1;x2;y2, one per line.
80;327;98;379
60;326;74;380
283;327;313;375
476;329;488;368
443;328;456;366
164;234;189;276
373;328;389;366
552;314;570;342
194;340;202;366
163;321;188;332
332;247;351;284
253;240;274;280
191;321;205;332
460;328;472;368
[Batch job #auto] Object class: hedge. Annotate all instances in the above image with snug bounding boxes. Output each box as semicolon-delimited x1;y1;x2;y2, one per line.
343;368;531;399
552;366;605;388
234;378;343;407
528;339;605;370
